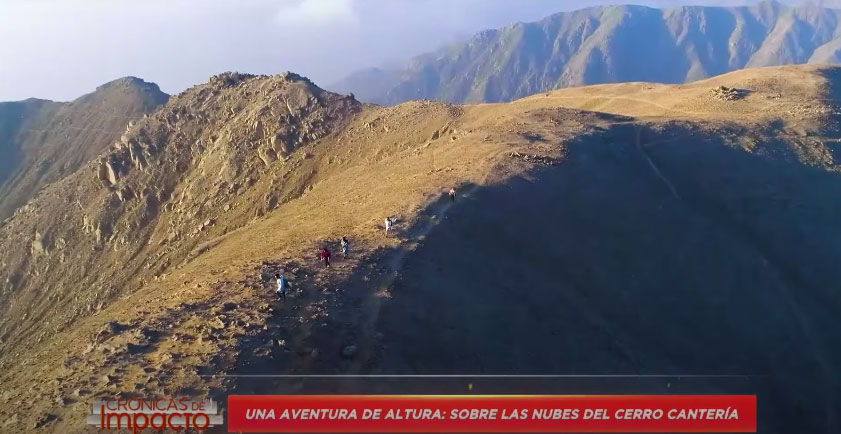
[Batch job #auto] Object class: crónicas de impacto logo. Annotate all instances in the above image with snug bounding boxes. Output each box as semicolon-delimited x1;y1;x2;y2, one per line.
87;397;223;433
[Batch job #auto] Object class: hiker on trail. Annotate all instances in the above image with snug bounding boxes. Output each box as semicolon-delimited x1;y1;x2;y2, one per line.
341;237;349;258
275;273;289;301
384;217;393;235
320;247;331;268
449;187;456;202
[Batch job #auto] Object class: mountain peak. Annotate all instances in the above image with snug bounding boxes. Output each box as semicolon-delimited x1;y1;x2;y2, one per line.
207;71;257;88
278;71;314;84
336;1;841;104
204;71;317;92
0;76;169;219
95;76;163;94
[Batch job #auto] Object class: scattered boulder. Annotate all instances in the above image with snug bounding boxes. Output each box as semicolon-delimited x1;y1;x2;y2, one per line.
341;344;358;359
99;158;120;185
55;395;74;406
126;342;151;354
140;327;162;341
258;147;278;166
104;321;128;335
711;86;745;101
116;186;134;202
33;413;57;429
31;231;50;255
509;152;557;166
211;316;228;329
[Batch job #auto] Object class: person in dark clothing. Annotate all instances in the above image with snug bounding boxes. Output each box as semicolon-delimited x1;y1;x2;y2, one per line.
319;247;331;268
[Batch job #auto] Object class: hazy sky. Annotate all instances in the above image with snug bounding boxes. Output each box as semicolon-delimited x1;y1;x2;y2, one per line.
0;0;816;101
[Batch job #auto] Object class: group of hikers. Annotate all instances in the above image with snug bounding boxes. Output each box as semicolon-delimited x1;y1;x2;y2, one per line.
274;187;457;300
273;236;348;300
319;236;349;268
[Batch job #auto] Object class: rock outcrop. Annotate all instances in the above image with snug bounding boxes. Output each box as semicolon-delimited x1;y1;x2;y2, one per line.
0;71;360;357
0;77;168;218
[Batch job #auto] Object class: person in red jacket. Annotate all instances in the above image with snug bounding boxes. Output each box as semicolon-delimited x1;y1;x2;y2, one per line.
319;247;331;268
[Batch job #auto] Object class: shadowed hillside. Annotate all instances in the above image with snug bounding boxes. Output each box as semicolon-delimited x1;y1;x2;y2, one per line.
368;124;841;434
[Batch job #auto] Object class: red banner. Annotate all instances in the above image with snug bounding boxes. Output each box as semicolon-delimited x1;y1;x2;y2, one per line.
227;394;756;433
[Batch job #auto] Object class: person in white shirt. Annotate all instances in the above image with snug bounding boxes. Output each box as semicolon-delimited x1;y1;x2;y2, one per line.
275;273;288;301
341;237;350;257
384;217;393;235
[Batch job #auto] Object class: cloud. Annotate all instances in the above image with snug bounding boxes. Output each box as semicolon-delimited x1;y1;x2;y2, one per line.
0;0;808;101
275;0;357;27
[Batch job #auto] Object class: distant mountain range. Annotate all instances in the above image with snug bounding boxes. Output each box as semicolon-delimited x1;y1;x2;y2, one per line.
0;77;167;218
331;0;841;104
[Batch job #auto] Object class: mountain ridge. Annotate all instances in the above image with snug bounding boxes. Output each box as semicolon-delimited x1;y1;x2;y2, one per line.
331;0;841;104
0;71;361;355
1;65;841;433
0;76;168;219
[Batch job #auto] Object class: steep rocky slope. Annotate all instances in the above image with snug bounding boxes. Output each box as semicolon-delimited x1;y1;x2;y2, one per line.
1;65;840;433
333;0;841;104
0;72;359;356
0;77;168;219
